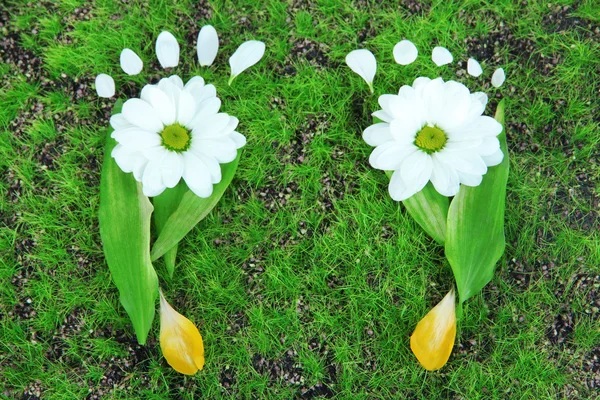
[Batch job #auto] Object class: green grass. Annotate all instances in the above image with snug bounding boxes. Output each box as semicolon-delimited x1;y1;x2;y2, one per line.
1;0;600;398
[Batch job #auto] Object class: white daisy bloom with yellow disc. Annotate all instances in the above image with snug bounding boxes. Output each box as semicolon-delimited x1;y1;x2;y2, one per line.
110;75;245;198
364;76;503;201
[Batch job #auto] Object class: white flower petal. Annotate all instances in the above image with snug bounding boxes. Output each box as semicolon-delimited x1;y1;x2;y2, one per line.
168;75;184;89
197;97;222;117
156;31;180;68
95;74;115;98
372;110;393;123
457;171;482;187
122;98;163;133
191;113;232;138
431;46;453;66
160;151;184;188
177;90;196;127
468;92;488;119
182;152;214;198
193;137;237;163
120;48;143;75
111;127;161;149
140;85;176;126
363;123;392;146
453;116;502;141
389;119;420;145
143;145;168;162
229;40;266;84
369;142;416;171
491;68;506;88
393;40;418;65
421;77;445;123
142;159;166;197
482;148;504;166
187;98;222;130
112;145;149;182
185;76;205;89
430;155;460;196
110;114;131;130
467;58;483;77
389;169;420;201
157;78;182;109
411;77;431;96
345;49;377;92
197;25;219;66
399;151;433;197
196;153;222;184
230;131;246;148
190;84;217;105
478;137;500;156
437;151;487;175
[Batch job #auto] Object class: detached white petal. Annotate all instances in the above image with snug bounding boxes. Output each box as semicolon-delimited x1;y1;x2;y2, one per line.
345;49;377;93
393;40;418;65
467;58;483;77
228;40;266;85
156;31;180;68
197;25;219;66
120;48;143;75
95;74;115;98
491;68;506;88
431;47;453;66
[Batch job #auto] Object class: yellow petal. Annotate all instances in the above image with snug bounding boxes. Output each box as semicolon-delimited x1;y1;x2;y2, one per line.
159;290;205;375
410;289;456;371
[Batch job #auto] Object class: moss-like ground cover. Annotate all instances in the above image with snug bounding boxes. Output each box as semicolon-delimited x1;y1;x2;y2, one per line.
1;0;599;398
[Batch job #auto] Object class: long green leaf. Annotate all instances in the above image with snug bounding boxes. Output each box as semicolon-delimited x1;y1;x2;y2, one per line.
445;100;509;304
153;181;187;278
150;152;241;261
98;100;158;344
402;182;449;244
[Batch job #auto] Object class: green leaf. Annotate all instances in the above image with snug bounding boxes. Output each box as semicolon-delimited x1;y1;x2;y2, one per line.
445;100;509;304
153;181;187;278
402;182;449;245
150;152;242;261
98;100;158;344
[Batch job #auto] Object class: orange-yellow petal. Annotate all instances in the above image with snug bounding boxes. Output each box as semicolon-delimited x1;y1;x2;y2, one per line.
159;290;205;375
410;289;456;371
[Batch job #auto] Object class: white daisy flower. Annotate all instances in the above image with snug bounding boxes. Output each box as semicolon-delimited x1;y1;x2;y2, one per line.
364;77;503;201
110;75;246;198
95;29;266;198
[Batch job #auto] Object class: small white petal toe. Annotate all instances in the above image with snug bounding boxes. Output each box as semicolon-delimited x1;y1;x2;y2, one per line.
95;74;115;98
491;68;506;88
156;31;180;68
197;25;219;67
120;48;143;75
431;46;453;66
229;40;266;84
345;49;377;92
467;58;483;77
393;40;418;65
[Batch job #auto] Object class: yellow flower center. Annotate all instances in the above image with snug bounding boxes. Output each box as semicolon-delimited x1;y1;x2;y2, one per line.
161;123;191;151
414;125;447;153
